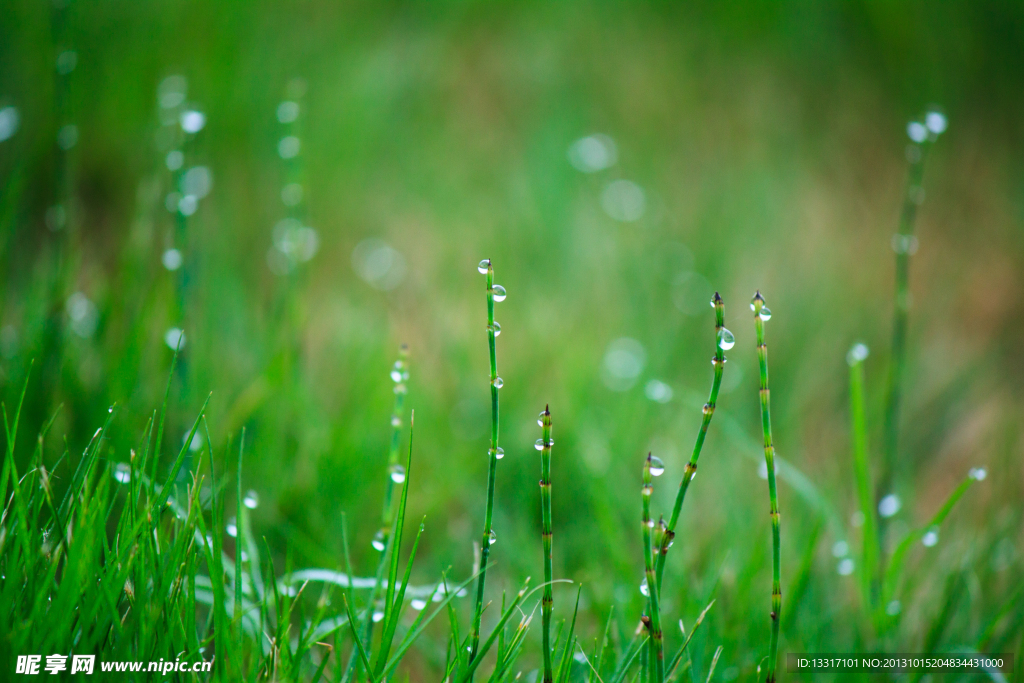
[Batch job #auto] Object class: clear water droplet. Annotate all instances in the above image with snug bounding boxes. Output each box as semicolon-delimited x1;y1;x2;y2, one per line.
491;285;506;302
535;439;552;451
969;467;987;481
489;447;504;460
641;485;653;497
113;463;131;484
832;541;849;558
488;530;497;545
837;558;855;576
391;416;401;428
538;411;546;427
758;306;772;321
639;577;649;597
243;490;259;509
717;328;735;351
648;456;665;477
921;527;939;547
702;403;713;416
371;530;386;552
925;111;947;135
390;370;402;382
489;322;501;337
846;343;870;366
477;259;490;274
878;493;901;518
411;598;427;611
389;464;406;483
885;600;901;616
492;377;503;389
226;518;238;538
907;121;928;143
372;611;384;623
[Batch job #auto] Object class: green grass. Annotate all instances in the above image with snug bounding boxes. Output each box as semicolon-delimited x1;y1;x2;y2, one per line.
2;3;1024;681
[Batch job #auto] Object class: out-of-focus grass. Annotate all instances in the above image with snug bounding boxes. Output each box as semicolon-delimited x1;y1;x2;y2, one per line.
1;1;1023;679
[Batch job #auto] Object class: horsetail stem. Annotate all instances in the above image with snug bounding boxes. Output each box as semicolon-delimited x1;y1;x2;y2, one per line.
381;344;410;535
753;291;781;683
656;292;728;590
539;405;554;683
470;257;504;665
848;343;880;608
641;453;665;683
879;115;948;558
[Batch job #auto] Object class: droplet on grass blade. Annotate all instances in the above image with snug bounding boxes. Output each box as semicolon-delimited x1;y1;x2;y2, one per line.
489;447;504;460
758;307;772;321
162;248;183;271
907;121;928;143
886;600;901;616
491;285;506;302
846;343;869;366
534;439;551;451
372;611;384;623
878;494;901;518
113;463;131;484
645;380;673;403
278;135;300;158
164;327;186;351
837;558;855;576
832;541;849;558
925;110;947;135
389;464;406;483
922;527;939;547
243;490;260;509
648;456;665;477
181;110;206;134
371;530;386;551
639;577;649;596
717;328;735;350
969;467;987;481
488;322;501;336
411;599;427;611
226;518;238;538
277;101;299;123
488;530;497;545
477;259;490;274
492;377;503;389
165;150;183;170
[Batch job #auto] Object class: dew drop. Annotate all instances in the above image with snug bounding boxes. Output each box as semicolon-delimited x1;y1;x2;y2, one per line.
648;456;665;477
389;464;406;484
832;541;849;558
371;530;386;552
226;518;238;538
758;307;772;322
846;343;870;366
907;121;928;143
702;403;713;416
113;463;131;484
411;598;427;611
490;447;504;460
885;600;901;616
535;439;552;451
477;259;490;274
491;285;507;302
492;377;503;389
639;577;649;597
878;494;901;518
538;411;546;427
837;558;855;576
969;467;987;481
717;328;735;351
372;611;384;623
243;490;259;509
488;530;497;546
489;322;501;337
921;527;939;547
390;370;402;382
391;416;401;428
925;111;947;135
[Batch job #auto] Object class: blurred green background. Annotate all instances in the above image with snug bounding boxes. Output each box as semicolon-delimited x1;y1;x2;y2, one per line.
2;0;1023;677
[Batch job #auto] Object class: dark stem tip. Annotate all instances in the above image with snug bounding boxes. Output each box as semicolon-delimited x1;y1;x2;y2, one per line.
713;291;722;303
544;404;550;415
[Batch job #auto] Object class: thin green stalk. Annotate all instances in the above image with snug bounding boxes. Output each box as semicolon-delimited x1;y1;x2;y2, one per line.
657;292;728;590
470;257;503;663
753;291;781;683
848;344;879;610
539;405;554;683
380;344;410;540
879;112;946;551
642;453;665;683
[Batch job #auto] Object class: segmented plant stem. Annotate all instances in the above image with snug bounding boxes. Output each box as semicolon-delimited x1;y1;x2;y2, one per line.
879;140;930;548
849;350;879;608
753;291;781;683
656;292;727;589
539;405;554;683
641;454;665;683
381;344;410;535
470;258;500;664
